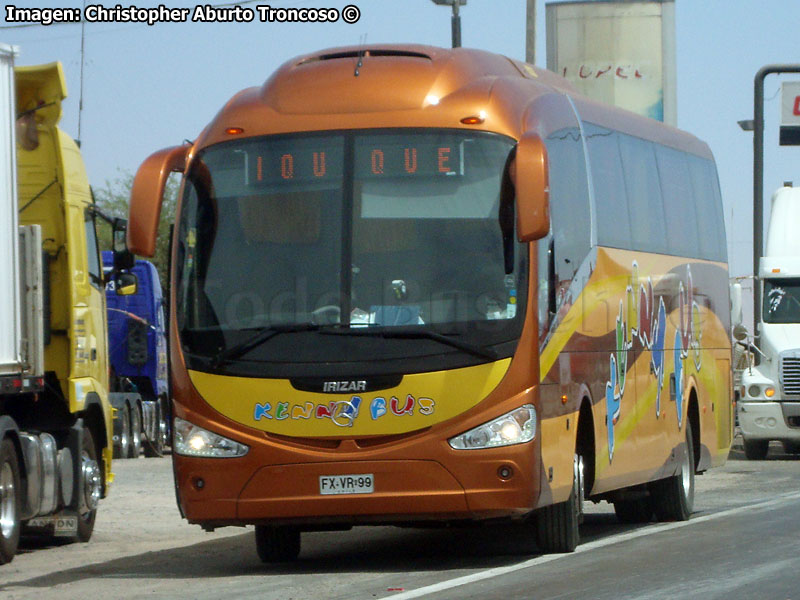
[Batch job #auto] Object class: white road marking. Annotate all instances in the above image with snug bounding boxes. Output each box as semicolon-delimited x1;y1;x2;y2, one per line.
387;491;800;599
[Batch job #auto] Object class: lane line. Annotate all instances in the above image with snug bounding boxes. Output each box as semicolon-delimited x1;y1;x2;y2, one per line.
387;491;800;599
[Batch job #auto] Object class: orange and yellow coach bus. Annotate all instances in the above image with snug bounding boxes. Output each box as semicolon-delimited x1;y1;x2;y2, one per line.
127;45;732;559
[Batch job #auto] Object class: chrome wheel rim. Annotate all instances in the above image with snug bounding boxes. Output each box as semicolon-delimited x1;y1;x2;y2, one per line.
0;462;15;539
80;451;102;515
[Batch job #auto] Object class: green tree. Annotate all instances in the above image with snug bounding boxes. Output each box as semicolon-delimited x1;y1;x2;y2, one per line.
93;170;179;293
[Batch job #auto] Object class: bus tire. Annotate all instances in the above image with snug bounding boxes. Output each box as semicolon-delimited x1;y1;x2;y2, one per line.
535;453;582;553
113;404;132;459
0;438;21;564
255;525;301;563
743;438;769;460
614;498;652;524
650;420;695;522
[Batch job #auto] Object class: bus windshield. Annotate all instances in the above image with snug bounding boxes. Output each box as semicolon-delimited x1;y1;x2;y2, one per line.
176;130;526;375
763;278;800;324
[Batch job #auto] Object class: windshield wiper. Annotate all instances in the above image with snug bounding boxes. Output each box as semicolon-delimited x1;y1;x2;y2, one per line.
320;326;498;361
211;323;321;367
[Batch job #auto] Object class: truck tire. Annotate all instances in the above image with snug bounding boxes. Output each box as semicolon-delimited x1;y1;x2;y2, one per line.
0;438;21;564
743;438;769;460
650;421;695;521
128;404;142;459
144;398;167;457
255;525;301;562
75;427;101;543
113;404;132;459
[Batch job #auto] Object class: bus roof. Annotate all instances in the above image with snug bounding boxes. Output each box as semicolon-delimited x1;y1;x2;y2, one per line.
192;44;709;159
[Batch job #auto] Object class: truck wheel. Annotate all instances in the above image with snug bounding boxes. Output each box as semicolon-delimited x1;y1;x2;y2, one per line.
128;404;142;459
255;525;301;562
144;399;167;457
113;404;132;459
0;438;21;564
782;441;800;454
535;453;583;553
650;421;695;521
743;438;769;460
76;427;102;543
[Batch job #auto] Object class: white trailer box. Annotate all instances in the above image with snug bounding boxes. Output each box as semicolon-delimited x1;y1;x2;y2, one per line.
0;43;21;376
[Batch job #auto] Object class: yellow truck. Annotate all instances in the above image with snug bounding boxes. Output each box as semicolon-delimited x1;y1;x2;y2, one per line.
1;45;128;564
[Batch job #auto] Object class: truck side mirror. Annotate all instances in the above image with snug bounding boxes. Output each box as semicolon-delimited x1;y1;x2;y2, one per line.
114;272;138;296
731;282;743;327
513;132;550;242
128;145;188;257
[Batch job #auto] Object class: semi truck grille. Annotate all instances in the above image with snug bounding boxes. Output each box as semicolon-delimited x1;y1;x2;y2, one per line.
780;355;800;398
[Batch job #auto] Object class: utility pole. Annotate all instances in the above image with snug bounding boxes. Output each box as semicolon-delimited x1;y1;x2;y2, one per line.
526;0;536;64
431;0;466;48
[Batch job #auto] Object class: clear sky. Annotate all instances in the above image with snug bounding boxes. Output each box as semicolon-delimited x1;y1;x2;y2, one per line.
3;0;800;285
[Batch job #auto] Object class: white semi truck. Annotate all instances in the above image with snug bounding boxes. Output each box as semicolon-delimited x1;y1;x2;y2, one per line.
737;183;800;459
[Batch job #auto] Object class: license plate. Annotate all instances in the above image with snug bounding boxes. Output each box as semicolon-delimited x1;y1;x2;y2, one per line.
319;473;374;495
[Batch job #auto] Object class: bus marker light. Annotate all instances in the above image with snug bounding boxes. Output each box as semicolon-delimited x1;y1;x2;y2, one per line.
225;127;244;135
460;114;485;125
765;386;775;398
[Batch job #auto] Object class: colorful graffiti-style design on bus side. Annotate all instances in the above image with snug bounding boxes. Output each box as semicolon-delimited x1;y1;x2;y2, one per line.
605;263;701;462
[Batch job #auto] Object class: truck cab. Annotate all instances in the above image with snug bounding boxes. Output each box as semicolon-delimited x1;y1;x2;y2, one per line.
102;251;169;458
738;184;800;458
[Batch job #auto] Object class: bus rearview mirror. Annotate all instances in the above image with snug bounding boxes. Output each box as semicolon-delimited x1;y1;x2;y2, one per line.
514;132;550;242
128;145;188;257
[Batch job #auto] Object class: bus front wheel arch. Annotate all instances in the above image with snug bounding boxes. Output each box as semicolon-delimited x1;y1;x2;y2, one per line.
534;397;593;553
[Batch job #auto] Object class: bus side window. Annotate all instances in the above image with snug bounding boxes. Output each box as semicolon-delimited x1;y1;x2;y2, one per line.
544;127;591;290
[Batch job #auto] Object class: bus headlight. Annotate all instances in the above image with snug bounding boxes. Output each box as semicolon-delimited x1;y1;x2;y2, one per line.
448;405;536;450
174;417;249;458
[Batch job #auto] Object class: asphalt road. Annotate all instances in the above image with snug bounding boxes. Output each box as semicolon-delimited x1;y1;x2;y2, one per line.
1;439;799;599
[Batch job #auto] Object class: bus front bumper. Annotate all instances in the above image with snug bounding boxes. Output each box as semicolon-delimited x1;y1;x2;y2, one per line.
174;451;539;528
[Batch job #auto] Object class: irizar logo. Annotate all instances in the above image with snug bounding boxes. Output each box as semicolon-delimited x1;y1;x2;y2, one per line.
322;380;367;393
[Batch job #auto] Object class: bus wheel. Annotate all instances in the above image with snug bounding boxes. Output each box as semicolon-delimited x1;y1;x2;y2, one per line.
535;453;582;553
650;420;695;521
0;438;21;564
614;497;652;523
113;404;131;459
255;525;301;563
743;438;769;460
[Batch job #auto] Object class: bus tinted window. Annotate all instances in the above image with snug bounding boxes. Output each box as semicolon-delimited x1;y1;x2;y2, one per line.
545;127;591;285
687;155;726;261
618;134;669;255
655;145;701;257
583;123;632;250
